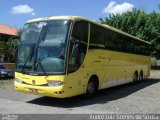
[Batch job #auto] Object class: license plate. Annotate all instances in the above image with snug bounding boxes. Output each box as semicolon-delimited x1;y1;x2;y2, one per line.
29;88;38;93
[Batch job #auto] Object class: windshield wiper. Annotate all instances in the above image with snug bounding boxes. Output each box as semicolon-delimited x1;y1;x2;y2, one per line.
21;54;31;73
36;60;47;76
20;44;35;73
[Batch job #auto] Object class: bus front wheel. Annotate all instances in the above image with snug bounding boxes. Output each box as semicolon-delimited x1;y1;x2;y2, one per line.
86;77;98;97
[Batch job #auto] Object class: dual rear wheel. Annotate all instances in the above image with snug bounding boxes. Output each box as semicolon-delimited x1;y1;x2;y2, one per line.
133;71;143;83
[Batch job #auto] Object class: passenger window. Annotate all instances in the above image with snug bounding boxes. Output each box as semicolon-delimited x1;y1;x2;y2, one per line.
72;21;88;43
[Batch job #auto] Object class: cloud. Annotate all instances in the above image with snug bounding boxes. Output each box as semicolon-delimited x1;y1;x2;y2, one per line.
103;1;134;15
11;4;35;15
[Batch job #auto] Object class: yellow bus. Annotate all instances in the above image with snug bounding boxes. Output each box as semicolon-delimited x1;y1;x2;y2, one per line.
15;16;151;98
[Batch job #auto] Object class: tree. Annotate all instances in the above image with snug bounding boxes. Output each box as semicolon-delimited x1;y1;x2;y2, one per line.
3;30;20;63
5;38;19;62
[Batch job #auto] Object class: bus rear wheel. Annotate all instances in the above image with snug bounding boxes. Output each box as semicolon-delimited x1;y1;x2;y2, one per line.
133;72;138;84
139;71;143;81
86;77;98;97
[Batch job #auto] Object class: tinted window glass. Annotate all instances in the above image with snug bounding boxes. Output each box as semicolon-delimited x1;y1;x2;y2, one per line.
89;23;150;56
90;24;105;49
121;36;134;53
134;41;150;55
72;21;88;43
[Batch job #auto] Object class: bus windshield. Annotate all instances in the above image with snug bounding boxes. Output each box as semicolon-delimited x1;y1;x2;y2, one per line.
17;20;71;74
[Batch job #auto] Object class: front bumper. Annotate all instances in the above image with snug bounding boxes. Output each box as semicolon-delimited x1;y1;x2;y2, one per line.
14;81;69;98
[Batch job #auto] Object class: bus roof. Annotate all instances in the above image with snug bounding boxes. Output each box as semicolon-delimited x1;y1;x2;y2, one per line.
27;16;151;45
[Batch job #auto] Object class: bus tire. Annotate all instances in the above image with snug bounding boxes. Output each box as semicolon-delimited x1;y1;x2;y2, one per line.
86;77;98;97
139;71;143;81
133;72;138;84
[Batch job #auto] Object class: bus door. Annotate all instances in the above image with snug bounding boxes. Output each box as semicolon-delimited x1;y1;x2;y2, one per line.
66;20;89;95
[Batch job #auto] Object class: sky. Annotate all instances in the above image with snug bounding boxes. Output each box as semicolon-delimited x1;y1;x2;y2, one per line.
0;0;160;28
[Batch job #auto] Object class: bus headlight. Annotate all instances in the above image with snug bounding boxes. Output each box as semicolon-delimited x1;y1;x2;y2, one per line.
15;78;23;83
47;81;64;87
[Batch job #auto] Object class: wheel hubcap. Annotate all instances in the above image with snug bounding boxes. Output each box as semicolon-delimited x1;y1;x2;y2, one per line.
88;82;94;94
139;74;143;81
134;74;138;82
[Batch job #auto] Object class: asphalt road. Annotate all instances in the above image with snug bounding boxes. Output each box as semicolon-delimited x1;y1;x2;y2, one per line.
0;70;160;114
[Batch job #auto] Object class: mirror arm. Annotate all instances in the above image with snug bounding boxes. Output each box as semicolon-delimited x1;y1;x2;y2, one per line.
70;37;79;44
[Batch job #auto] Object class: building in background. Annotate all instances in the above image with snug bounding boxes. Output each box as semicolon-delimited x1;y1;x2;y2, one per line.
0;24;19;65
0;24;18;42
